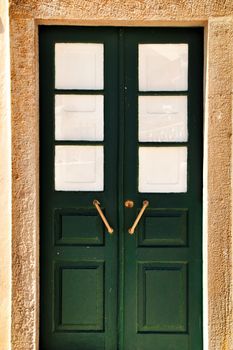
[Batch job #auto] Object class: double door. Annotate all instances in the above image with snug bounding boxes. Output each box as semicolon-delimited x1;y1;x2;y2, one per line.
40;26;203;350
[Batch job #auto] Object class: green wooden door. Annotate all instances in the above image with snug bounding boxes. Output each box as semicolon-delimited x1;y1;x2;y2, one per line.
40;26;203;350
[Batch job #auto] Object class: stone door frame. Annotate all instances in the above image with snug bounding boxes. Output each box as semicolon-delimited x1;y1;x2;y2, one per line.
2;2;232;350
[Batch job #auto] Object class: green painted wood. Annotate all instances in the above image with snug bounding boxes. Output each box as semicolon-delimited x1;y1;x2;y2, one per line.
56;261;104;331
40;26;203;350
123;27;203;350
55;209;104;246
137;209;188;247
137;262;187;333
39;26;119;350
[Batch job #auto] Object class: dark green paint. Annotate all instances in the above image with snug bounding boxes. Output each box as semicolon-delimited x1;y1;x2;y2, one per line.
40;26;203;350
55;209;104;246
138;209;188;247
137;262;187;333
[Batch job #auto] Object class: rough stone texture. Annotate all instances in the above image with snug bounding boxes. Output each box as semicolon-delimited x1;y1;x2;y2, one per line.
207;18;233;350
0;1;12;350
9;0;233;21
7;1;233;350
10;17;39;350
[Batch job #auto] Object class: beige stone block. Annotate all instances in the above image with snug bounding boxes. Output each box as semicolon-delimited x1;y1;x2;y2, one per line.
9;0;233;21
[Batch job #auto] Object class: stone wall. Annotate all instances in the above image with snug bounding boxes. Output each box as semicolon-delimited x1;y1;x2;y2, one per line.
0;0;232;349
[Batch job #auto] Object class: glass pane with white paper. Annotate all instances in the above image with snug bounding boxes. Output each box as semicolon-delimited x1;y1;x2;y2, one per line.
139;147;187;193
55;95;104;141
55;43;104;90
139;44;188;91
55;146;104;191
138;95;188;142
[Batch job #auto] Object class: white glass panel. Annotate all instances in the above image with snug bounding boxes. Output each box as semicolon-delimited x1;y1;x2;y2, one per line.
139;147;187;193
55;146;104;191
55;95;104;141
139;96;187;142
55;43;104;90
139;44;188;91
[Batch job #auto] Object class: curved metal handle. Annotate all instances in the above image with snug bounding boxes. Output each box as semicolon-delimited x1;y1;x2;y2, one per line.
93;200;114;234
128;200;149;235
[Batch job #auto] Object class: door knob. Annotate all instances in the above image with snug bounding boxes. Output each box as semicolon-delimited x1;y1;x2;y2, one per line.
93;200;114;234
125;200;134;208
128;200;149;235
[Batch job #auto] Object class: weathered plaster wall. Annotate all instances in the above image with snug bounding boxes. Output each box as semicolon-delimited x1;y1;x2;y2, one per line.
0;1;11;350
7;1;233;350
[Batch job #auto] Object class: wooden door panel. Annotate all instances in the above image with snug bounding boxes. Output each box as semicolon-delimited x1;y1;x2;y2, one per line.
54;208;104;246
123;27;203;350
54;261;104;332
137;262;188;333
137;209;188;247
39;26;119;350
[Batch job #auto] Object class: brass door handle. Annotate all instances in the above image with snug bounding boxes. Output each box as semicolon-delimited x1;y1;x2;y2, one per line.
128;200;149;235
93;200;114;234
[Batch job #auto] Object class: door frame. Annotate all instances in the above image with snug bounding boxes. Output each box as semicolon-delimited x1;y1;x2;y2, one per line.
6;4;233;350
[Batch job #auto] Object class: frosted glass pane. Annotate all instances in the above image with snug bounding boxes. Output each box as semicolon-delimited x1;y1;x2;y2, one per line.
139;96;187;142
139;44;188;91
55;95;104;141
139;147;187;193
55;43;104;89
55;146;104;191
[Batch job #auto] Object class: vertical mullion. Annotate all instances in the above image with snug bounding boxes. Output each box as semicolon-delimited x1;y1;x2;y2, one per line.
117;27;125;350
